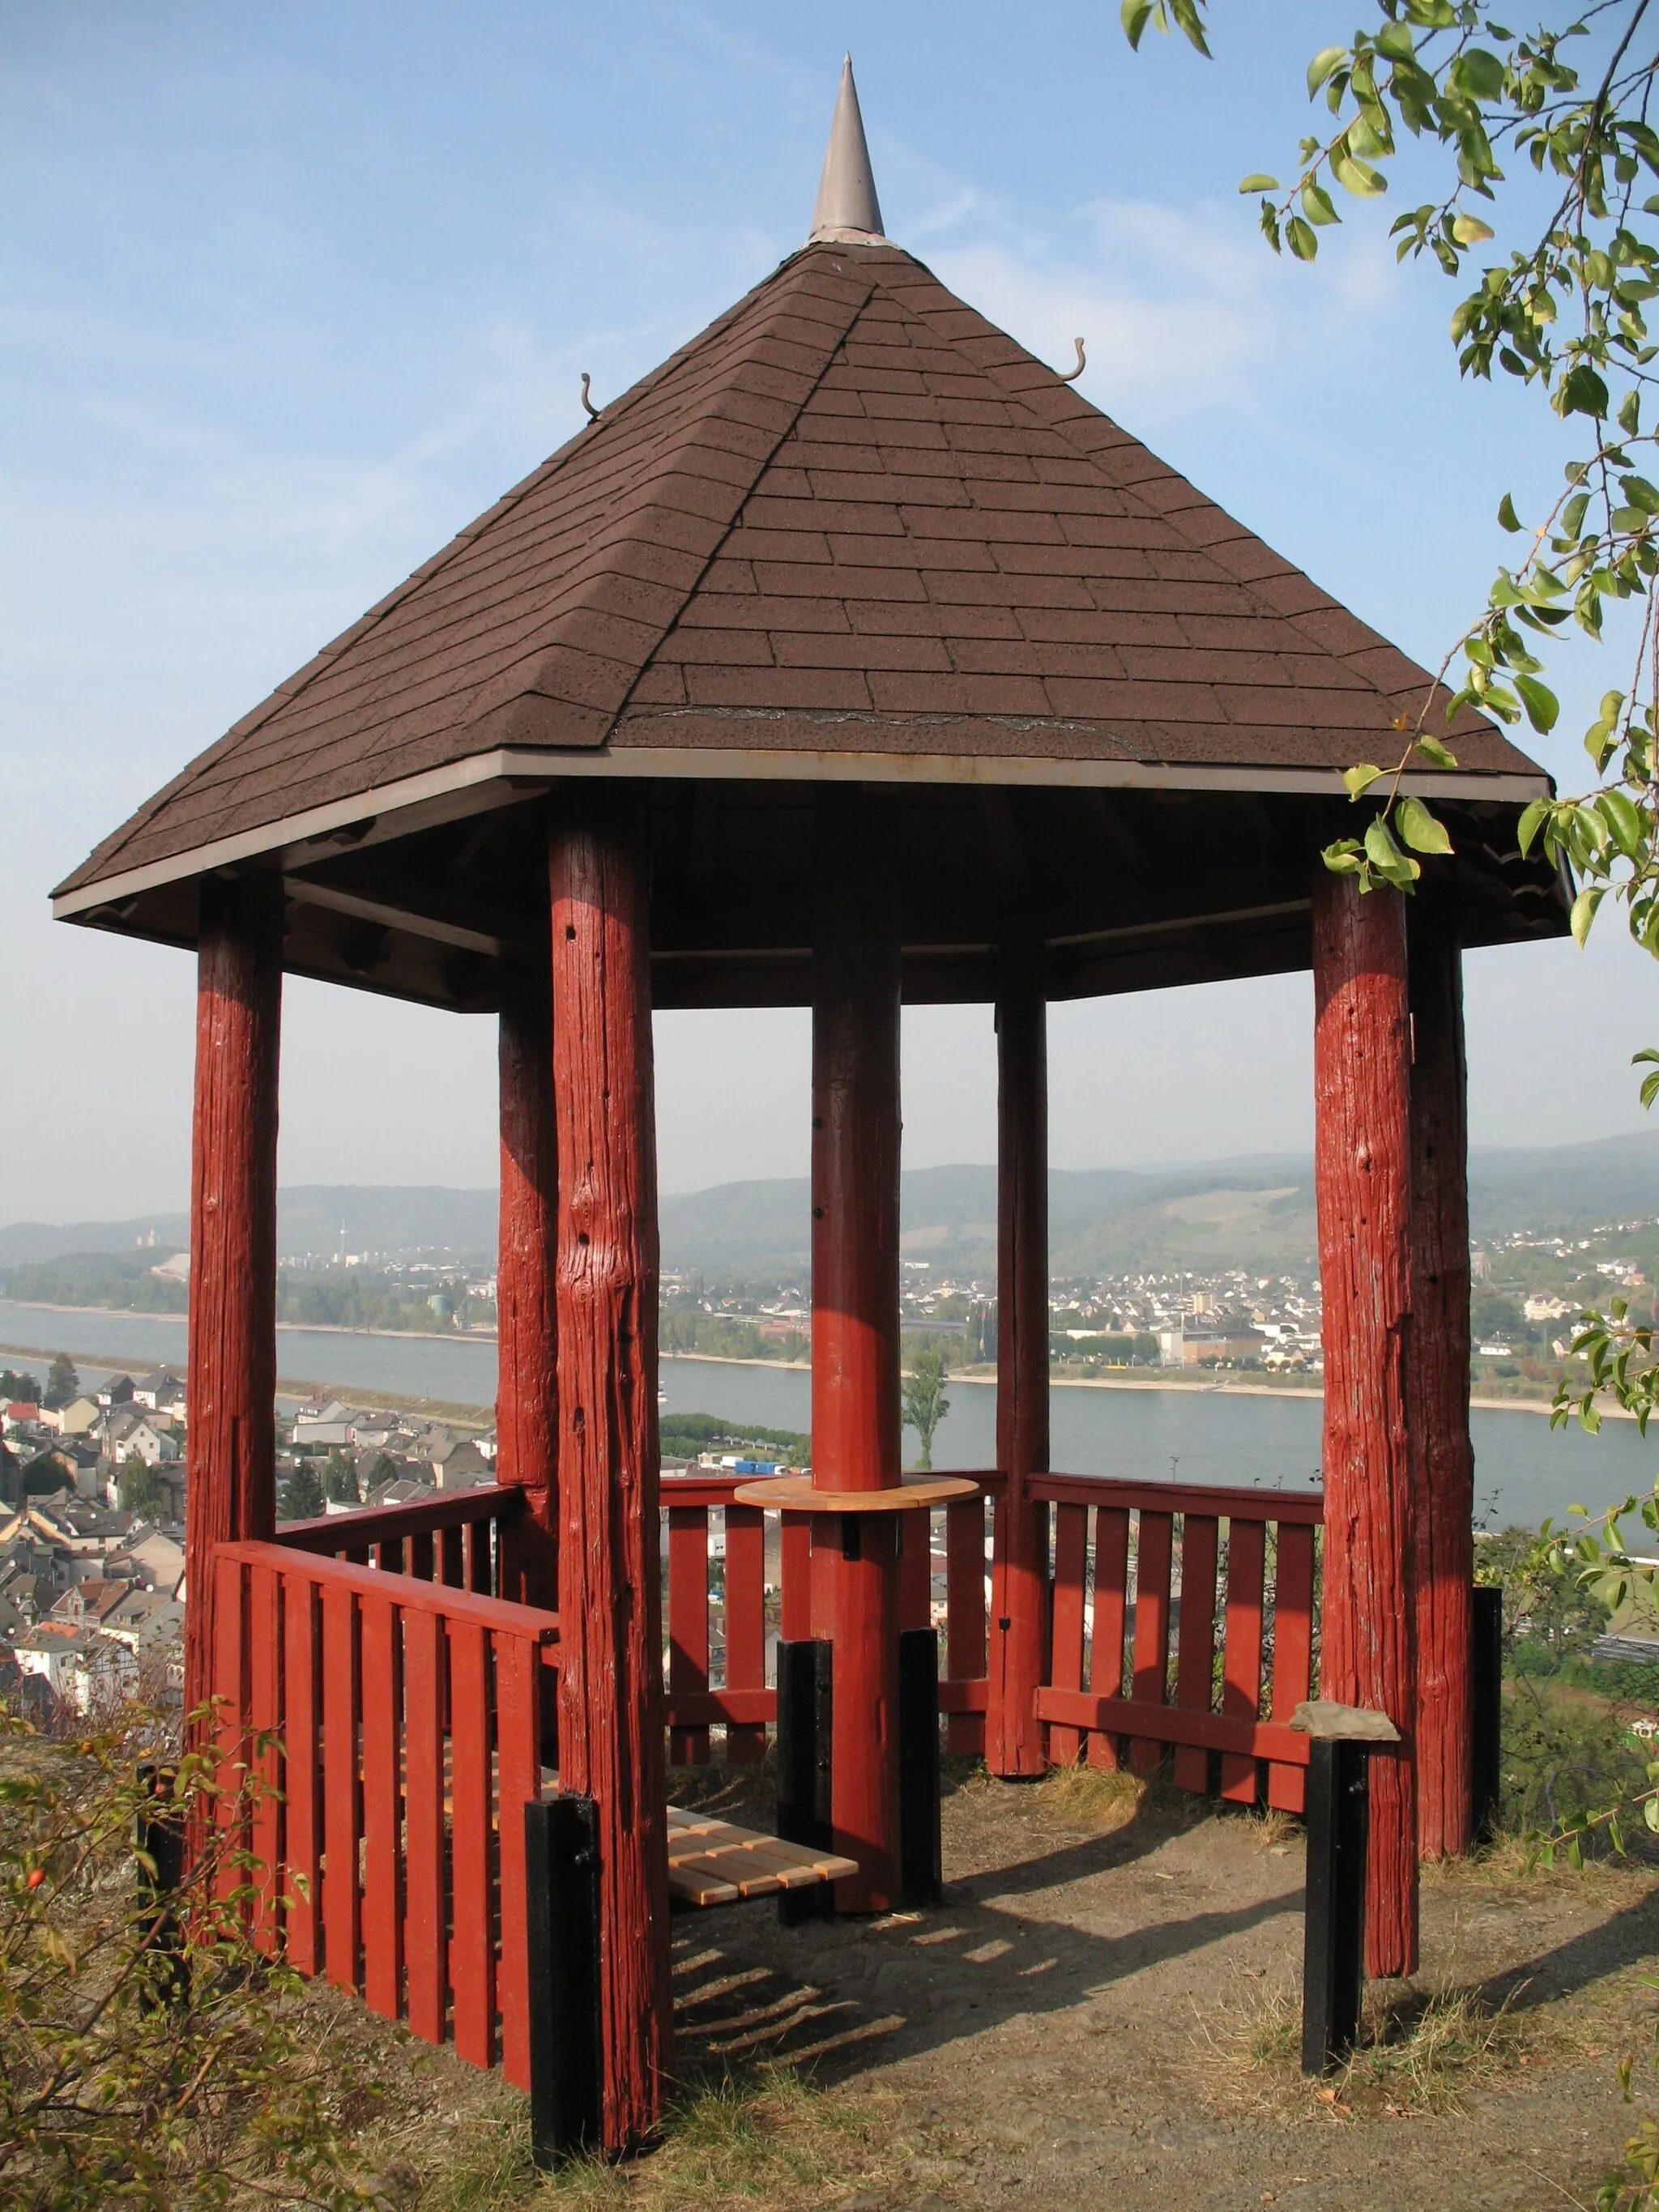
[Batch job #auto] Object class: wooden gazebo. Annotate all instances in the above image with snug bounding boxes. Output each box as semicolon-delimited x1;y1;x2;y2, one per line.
55;62;1565;2151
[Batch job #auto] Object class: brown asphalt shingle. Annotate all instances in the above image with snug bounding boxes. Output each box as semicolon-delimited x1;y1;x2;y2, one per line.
58;241;1542;900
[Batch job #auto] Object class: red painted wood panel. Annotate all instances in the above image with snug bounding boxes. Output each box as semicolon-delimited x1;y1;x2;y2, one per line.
360;1593;403;2022
1087;1505;1130;1771
1313;873;1417;1975
1034;1686;1311;1765
186;876;280;1731
551;797;671;2150
1047;1502;1090;1767
899;1509;931;1633
282;1575;322;1975
989;949;1050;1779
402;1605;446;2048
1219;1519;1267;1805
449;1619;495;2070
1171;1515;1220;1794
1128;1512;1174;1776
321;1583;360;1992
1267;1522;1316;1816
723;1505;766;1764
211;1553;248;1907
667;1507;711;1767
493;1631;542;2094
1408;910;1474;1859
780;1515;812;1642
945;1498;987;1756
247;1564;282;1950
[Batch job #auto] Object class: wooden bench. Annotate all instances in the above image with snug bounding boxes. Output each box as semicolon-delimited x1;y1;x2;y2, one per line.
665;1804;858;1907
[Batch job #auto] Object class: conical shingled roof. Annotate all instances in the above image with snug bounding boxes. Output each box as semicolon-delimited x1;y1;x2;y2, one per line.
56;241;1546;912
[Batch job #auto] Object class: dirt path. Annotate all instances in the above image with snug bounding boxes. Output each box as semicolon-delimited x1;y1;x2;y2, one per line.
659;1767;1659;2210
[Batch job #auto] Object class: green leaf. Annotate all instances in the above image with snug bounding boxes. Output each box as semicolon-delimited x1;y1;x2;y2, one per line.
1598;788;1645;859
1302;181;1341;228
1286;215;1320;262
1307;45;1347;96
1451;213;1495;245
1397;796;1454;855
1456;46;1507;100
1344;762;1385;799
1415;734;1458;769
1364;814;1421;882
1331;148;1388;198
1497;492;1522;532
1513;673;1559;733
1121;0;1155;48
1239;173;1280;194
1516;795;1551;855
1321;839;1365;875
1572;884;1606;947
1621;388;1644;436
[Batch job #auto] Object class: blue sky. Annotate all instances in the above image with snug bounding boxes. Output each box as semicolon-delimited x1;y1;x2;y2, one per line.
2;2;1651;1222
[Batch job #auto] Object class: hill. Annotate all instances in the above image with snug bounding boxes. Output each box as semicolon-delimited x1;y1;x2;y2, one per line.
6;1131;1659;1285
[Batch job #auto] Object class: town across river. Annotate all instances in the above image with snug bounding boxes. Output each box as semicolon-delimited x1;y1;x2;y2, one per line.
1;1297;1650;1531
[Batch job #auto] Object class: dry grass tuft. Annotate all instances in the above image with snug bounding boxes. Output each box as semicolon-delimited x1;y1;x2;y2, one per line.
1198;1976;1546;2119
1029;1761;1147;1831
405;2066;902;2212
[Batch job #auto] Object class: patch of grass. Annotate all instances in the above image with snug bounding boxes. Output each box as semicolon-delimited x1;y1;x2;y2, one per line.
1242;1806;1299;1851
1029;1761;1146;1831
405;2066;895;2212
1201;1979;1547;2119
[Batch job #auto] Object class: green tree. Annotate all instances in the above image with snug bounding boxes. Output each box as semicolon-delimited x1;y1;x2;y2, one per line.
322;1448;360;1507
117;1459;166;1519
901;1346;951;1472
279;1463;326;1523
45;1353;77;1408
0;1369;41;1406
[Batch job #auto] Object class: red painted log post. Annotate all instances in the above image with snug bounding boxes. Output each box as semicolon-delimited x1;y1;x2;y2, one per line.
987;946;1050;1777
812;787;903;1912
1313;872;1418;1978
548;792;671;2152
1408;907;1474;1860
497;924;558;1609
185;872;282;1729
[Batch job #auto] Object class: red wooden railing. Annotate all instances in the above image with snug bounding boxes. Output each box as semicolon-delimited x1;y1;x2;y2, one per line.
210;1527;558;2091
277;1481;537;1600
658;1468;1321;1806
1031;1474;1321;1813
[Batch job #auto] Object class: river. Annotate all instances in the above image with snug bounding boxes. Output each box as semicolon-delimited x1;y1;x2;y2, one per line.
2;1298;1651;1532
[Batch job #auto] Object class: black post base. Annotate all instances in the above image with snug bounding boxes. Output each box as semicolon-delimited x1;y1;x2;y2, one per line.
898;1626;943;1907
775;1638;834;1924
525;1793;602;2167
1300;1738;1368;2075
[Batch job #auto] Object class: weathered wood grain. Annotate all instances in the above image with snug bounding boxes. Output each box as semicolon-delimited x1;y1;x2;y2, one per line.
1313;873;1418;1978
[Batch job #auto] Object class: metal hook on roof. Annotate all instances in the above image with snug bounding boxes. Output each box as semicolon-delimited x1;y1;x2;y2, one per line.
580;373;601;421
1058;337;1086;384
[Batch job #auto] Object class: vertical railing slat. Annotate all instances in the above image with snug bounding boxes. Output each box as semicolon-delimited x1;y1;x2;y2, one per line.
247;1564;283;1950
493;1630;543;2094
282;1571;322;1973
667;1507;711;1767
211;1552;249;1907
723;1505;767;1763
945;1497;988;1757
1220;1519;1268;1803
1268;1520;1317;1813
360;1592;403;2020
449;1618;495;2069
1047;1502;1090;1767
321;1581;361;1992
1087;1504;1131;1771
402;1605;446;2046
898;1509;931;1632
1128;1511;1174;1776
1171;1515;1220;1794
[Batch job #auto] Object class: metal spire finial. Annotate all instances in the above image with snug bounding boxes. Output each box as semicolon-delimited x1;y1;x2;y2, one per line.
808;54;886;245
